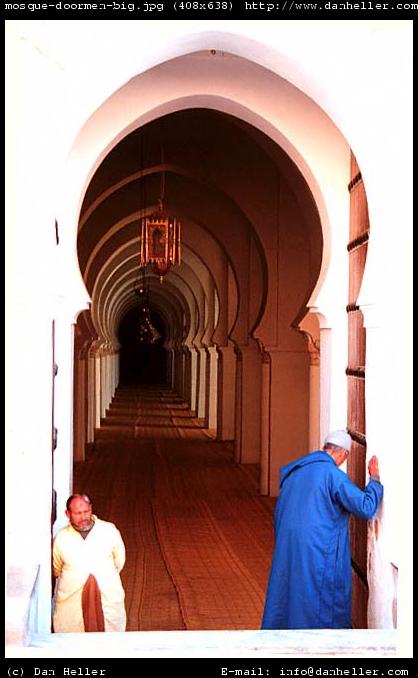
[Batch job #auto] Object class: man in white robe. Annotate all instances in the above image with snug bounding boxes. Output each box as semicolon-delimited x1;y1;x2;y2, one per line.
53;494;126;632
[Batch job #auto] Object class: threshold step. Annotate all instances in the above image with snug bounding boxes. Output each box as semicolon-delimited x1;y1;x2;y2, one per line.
6;629;397;658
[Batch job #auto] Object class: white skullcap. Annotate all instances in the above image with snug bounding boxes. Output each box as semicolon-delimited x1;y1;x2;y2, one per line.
324;430;352;452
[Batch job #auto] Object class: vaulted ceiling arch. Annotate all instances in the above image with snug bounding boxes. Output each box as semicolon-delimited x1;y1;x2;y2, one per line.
78;165;265;325
91;239;220;349
76;100;324;355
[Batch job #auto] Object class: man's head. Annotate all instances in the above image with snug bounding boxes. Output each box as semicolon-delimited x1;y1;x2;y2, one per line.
323;430;352;466
65;494;93;531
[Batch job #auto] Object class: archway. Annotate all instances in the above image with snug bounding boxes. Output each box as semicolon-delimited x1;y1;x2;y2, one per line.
66;47;361;634
71;101;328;630
5;21;410;648
60;50;351;497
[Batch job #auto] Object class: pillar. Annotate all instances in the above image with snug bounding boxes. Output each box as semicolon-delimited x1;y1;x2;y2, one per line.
268;347;310;496
216;345;236;441
183;347;192;408
73;356;85;462
234;343;262;464
197;347;207;420
95;354;101;428
317;310;349;442
259;351;271;495
87;353;96;443
189;347;198;415
205;346;218;432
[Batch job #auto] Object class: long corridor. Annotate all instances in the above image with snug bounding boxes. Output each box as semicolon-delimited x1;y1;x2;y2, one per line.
73;385;276;632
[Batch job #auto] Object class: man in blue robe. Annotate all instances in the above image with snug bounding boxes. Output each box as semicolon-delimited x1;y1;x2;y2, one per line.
261;430;383;629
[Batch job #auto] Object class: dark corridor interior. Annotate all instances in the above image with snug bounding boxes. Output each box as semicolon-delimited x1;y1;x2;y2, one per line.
118;306;167;385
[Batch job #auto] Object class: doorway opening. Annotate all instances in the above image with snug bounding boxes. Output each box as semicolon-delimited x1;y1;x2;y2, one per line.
118;306;167;385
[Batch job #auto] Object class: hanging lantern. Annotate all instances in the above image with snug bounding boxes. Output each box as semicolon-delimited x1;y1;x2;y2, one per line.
139;200;181;283
134;274;161;344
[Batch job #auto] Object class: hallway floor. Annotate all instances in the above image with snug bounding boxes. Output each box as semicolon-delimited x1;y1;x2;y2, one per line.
74;385;276;632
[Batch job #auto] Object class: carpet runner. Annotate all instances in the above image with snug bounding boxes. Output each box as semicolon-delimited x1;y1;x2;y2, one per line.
74;385;275;631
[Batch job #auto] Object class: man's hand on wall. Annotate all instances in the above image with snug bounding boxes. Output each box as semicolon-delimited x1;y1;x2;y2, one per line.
368;455;380;479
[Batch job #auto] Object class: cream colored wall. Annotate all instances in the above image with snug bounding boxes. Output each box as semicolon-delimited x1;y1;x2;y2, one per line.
5;20;412;648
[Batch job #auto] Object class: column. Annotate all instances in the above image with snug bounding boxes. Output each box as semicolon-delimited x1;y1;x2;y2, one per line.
183;347;192;408
189;347;198;415
73;356;85;462
197;347;207;420
268;347;310;496
87;352;96;443
308;340;320;451
319;311;349;441
234;343;262;464
95;354;101;428
205;346;218;432
234;348;243;463
259;351;271;495
216;345;236;441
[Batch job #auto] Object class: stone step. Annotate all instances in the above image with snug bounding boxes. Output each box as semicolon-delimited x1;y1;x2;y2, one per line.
6;629;397;659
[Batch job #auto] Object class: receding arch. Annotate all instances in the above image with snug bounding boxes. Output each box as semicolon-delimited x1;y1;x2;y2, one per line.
61;47;353;329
